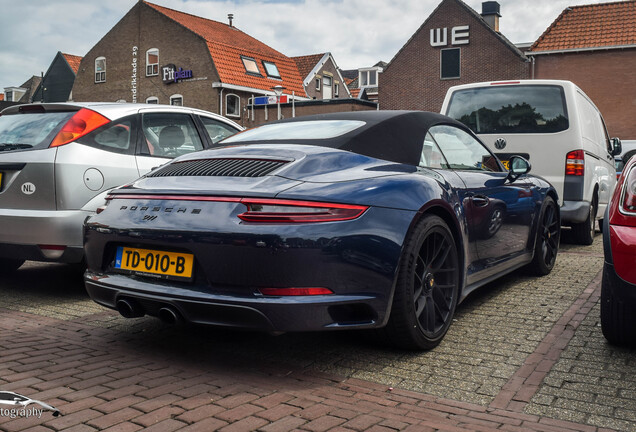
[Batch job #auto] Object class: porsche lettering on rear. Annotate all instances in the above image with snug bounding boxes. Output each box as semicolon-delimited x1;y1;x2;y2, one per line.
119;205;201;214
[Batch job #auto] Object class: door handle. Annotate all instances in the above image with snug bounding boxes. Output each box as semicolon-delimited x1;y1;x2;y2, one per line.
472;195;489;207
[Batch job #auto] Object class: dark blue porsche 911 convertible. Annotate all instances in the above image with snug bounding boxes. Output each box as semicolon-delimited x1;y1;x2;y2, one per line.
84;111;560;350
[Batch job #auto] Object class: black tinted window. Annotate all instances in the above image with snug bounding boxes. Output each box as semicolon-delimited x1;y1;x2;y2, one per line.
446;85;569;134
77;116;135;154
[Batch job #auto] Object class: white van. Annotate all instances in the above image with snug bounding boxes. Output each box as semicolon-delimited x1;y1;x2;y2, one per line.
441;80;621;245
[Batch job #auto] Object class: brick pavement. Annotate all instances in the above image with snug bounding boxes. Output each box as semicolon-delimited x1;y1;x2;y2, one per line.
0;235;634;431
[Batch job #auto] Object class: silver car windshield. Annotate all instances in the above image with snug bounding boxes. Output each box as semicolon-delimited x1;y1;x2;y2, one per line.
222;120;366;143
0;112;73;150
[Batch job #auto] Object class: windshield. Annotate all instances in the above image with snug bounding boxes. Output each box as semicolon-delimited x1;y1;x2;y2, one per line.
221;120;365;143
0;111;74;150
446;85;569;134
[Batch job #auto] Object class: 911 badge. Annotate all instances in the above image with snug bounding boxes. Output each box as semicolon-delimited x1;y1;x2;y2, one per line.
21;182;36;195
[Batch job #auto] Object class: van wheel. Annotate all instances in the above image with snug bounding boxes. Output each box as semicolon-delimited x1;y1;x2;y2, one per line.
0;258;25;274
572;198;596;245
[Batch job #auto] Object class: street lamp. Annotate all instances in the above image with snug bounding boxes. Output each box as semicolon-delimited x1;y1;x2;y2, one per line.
272;85;285;120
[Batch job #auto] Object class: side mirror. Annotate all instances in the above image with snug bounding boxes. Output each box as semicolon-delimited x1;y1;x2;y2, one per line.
611;137;622;156
506;155;531;182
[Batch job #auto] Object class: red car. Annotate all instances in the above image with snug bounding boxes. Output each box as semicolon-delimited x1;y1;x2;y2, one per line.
602;154;636;345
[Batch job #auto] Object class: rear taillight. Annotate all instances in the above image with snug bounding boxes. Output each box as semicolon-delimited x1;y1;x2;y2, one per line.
50;108;110;147
565;150;585;176
620;165;636;215
238;199;368;223
103;195;368;223
259;287;334;296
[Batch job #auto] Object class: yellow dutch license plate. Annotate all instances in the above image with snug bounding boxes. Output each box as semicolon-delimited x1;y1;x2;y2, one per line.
501;160;510;170
0;172;3;190
114;246;194;279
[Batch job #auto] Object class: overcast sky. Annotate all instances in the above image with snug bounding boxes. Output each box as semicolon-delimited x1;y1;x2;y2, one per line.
0;0;611;92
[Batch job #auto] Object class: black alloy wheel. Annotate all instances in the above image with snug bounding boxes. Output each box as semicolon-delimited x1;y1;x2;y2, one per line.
385;215;460;350
528;196;560;275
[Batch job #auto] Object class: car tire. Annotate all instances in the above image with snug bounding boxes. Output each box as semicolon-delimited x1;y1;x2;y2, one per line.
601;263;636;346
572;196;596;245
527;196;560;275
0;258;25;274
384;214;460;350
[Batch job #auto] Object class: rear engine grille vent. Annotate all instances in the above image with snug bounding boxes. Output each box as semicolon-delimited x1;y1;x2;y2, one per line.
148;158;289;178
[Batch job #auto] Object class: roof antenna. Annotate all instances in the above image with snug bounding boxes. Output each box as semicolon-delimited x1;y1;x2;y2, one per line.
228;13;234;27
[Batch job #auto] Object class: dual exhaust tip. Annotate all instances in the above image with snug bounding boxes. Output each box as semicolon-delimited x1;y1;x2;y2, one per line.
115;298;181;325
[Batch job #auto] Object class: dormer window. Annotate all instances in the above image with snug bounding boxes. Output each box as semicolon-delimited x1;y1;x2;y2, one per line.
359;69;377;87
241;56;261;75
262;61;281;79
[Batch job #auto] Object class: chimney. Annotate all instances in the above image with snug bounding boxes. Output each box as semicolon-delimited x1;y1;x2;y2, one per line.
228;13;234;27
481;1;501;32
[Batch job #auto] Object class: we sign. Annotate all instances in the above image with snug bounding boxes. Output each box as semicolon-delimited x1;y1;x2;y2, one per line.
430;26;470;47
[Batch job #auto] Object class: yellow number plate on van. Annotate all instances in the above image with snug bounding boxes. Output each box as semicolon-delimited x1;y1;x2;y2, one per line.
115;246;194;279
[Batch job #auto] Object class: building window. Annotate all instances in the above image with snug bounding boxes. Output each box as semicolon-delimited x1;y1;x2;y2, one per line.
170;94;183;106
146;48;159;76
241;56;261;75
315;77;321;91
226;94;240;117
146;97;159;104
359;70;377;87
95;57;106;83
441;48;460;79
334;83;339;97
262;61;280;78
5;91;12;102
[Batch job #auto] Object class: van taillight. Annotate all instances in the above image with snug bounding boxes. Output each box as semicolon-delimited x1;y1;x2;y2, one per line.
50;108;110;147
565;150;585;176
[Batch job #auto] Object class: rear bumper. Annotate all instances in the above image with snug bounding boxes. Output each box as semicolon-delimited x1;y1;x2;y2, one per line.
85;272;382;332
560;200;590;224
0;208;91;263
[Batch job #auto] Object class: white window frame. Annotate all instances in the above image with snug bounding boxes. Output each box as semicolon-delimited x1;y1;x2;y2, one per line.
334;83;339;97
95;57;106;83
315;77;321;91
170;94;183;106
146;96;159;104
225;94;241;118
146;48;159;76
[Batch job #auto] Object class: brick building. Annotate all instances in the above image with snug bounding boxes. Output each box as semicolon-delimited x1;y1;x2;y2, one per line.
71;1;308;126
380;0;530;112
293;52;351;100
528;0;636;139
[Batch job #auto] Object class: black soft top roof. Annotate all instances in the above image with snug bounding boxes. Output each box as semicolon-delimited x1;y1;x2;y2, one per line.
221;110;475;166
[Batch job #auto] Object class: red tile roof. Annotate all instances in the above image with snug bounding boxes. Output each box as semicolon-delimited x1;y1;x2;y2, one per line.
531;0;636;51
292;53;325;80
145;2;306;96
62;53;83;74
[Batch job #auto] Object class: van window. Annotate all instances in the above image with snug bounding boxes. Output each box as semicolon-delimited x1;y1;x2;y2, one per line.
446;85;569;134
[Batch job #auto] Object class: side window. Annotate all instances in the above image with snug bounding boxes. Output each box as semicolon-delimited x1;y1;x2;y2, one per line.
430;125;500;172
199;116;239;144
77;117;134;154
141;113;203;157
420;132;448;169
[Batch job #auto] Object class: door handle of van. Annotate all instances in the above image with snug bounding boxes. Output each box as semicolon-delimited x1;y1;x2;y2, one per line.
472;195;490;207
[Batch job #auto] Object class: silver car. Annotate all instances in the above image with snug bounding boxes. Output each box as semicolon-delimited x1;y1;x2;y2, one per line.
0;102;241;272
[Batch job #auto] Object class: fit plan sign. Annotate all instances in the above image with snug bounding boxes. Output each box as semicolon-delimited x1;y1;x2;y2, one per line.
162;64;193;84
